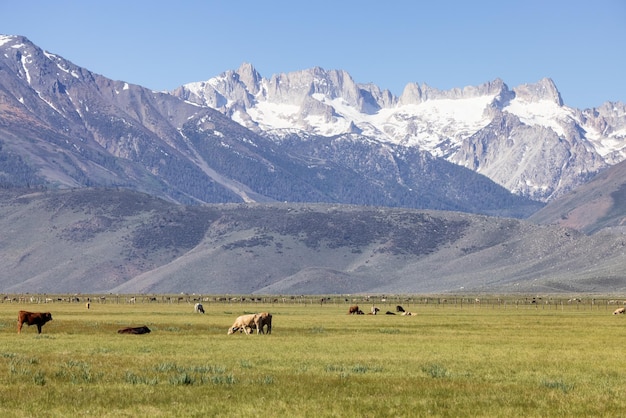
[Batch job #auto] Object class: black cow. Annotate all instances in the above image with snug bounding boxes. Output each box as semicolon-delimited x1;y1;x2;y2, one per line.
117;326;151;335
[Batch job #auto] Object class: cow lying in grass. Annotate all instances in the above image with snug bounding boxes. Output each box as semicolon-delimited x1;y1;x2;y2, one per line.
17;311;52;334
614;307;625;315
227;312;272;335
118;326;151;334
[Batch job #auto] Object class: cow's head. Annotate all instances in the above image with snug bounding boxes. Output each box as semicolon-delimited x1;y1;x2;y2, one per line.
44;313;52;322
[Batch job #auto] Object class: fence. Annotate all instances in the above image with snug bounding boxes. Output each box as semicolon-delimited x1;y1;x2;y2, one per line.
2;293;626;311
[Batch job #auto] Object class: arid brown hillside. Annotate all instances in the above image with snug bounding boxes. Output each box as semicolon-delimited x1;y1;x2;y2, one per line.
2;188;626;294
529;160;626;234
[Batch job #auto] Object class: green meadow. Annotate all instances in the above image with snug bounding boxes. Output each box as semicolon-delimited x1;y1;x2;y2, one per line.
1;296;626;417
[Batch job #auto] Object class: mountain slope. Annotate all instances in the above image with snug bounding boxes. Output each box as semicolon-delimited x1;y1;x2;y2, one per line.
529;157;626;234
0;188;624;294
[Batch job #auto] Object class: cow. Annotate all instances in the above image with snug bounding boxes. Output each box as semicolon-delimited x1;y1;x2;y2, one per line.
614;307;626;315
227;314;258;335
194;303;205;314
254;312;272;334
117;326;151;334
385;311;396;315
402;311;415;316
371;306;380;315
17;311;53;334
396;305;405;313
348;305;360;315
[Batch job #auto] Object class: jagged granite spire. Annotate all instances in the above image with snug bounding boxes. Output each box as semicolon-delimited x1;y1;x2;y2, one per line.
513;78;563;105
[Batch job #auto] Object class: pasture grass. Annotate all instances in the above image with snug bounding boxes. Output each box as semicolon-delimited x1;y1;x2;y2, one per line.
0;298;625;416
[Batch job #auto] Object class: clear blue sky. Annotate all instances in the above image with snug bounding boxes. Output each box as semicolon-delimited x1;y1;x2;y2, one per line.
1;0;624;109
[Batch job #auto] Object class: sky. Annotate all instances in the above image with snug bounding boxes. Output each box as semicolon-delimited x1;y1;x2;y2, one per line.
0;0;624;109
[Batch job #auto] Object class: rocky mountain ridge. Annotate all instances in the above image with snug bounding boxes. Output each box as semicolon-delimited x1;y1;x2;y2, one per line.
175;64;626;201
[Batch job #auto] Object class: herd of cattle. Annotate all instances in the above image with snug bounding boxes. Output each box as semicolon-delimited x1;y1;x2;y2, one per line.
16;301;626;335
348;304;415;316
15;303;272;336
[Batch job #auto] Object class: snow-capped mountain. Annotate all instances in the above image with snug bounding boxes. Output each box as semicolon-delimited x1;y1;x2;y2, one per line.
0;35;541;218
174;64;626;201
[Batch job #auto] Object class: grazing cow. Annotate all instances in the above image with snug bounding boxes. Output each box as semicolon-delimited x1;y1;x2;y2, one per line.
371;306;380;315
117;326;151;334
396;305;405;313
348;305;360;315
227;314;258;335
248;312;273;334
17;311;53;334
614;307;626;315
194;303;205;314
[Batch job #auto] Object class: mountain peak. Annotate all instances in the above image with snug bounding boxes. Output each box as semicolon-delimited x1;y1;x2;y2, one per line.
236;62;262;95
512;77;563;106
398;78;511;105
0;34;29;47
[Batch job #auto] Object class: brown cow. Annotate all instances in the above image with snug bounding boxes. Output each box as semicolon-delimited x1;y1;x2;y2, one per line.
348;305;360;315
117;326;151;334
17;311;53;334
255;312;272;334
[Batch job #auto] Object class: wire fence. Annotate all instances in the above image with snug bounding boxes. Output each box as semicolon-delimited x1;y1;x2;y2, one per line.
3;293;626;312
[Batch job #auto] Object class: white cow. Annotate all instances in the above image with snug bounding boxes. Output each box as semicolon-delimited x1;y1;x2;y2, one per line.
227;314;258;335
194;303;205;314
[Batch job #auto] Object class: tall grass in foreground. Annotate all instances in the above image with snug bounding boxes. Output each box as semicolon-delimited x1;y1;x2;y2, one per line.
0;299;625;416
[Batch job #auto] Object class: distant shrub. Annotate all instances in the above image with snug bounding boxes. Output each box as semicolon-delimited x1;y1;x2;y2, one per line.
542;379;574;393
422;363;449;378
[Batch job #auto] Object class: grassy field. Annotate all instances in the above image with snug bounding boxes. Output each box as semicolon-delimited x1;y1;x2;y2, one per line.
1;296;626;417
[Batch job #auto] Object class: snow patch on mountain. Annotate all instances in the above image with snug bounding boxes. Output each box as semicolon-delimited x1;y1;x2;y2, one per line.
504;99;571;137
